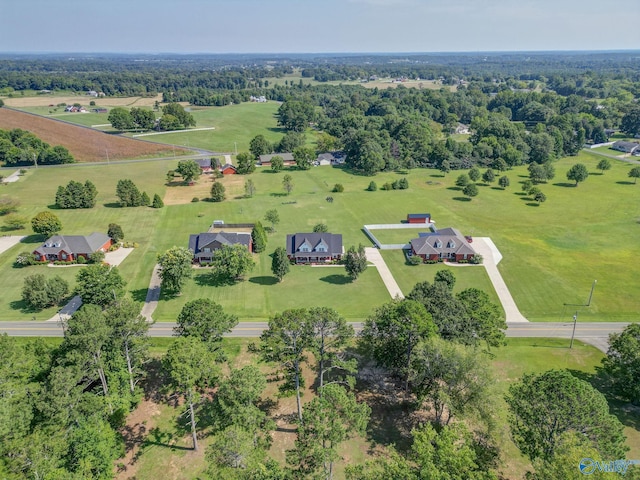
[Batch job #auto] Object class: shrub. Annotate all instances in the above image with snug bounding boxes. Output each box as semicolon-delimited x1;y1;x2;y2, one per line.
469;254;483;264
398;177;409;189
191;197;200;203
333;183;344;192
381;182;392;191
408;255;423;265
15;252;37;267
391;180;400;190
367;181;377;191
77;255;88;264
152;193;164;208
88;251;105;264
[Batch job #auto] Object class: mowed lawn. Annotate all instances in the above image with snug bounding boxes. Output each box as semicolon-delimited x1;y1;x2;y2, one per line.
1;151;639;322
123;102;284;153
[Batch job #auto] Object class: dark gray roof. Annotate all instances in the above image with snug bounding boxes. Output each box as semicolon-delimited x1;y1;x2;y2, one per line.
286;233;343;257
410;227;475;256
612;141;640;152
220;163;236;171
259;153;294;163
34;233;111;256
408;213;431;219
189;232;251;253
195;158;212;168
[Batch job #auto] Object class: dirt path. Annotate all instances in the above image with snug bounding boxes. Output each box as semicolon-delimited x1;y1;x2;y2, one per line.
365;247;404;299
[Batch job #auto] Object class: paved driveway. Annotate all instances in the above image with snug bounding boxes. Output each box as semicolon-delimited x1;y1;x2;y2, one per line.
105;247;134;266
0;235;25;254
364;247;404;299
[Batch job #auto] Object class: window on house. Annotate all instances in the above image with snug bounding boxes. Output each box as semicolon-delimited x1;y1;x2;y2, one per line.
448;241;455;248
61;253;67;259
435;241;442;248
203;248;211;253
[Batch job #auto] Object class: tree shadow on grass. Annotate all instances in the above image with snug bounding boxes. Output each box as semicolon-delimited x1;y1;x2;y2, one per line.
319;274;352;285
525;202;541;207
103;202;123;208
491;187;504;191
514;192;526;196
20;234;43;244
616;181;636;185
429;174;445;178
193;271;236;287
270;192;288;197
46;203;61;210
567;368;640;431
447;186;463;191
452;197;471;202
249;276;278;286
130;288;148;303
9;299;42;316
552;182;577;188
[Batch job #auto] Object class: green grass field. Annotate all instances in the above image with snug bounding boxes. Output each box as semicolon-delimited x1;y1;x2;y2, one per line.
1;150;640;322
368;227;427;244
121;103;284;153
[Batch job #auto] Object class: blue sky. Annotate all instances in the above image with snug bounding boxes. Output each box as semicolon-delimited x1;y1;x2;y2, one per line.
2;0;639;53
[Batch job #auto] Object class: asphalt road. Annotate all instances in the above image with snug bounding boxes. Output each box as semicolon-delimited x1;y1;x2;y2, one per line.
0;321;632;351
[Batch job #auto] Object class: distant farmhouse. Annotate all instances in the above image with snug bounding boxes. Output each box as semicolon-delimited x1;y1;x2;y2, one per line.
189;231;252;264
259;153;295;167
195;158;214;174
315;151;346;166
250;95;267;103
409;227;475;262
220;163;237;175
611;141;640;155
286;232;343;264
33;233;112;262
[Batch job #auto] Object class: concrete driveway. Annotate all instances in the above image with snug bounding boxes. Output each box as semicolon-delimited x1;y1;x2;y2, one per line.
364;247;404;299
105;247;134;266
0;235;26;255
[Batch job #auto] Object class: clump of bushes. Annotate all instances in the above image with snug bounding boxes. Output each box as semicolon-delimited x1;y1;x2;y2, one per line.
469;254;483;264
333;183;344;193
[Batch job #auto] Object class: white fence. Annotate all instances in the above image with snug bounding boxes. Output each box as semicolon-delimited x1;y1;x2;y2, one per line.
363;222;434;250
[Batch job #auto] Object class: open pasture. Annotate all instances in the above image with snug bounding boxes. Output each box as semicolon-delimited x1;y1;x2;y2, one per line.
0;151;639;322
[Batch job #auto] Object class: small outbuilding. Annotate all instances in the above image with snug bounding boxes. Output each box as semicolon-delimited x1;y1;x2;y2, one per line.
407;213;431;224
220;164;237;175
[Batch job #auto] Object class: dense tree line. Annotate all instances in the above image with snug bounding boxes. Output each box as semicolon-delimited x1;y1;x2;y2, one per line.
0;128;74;166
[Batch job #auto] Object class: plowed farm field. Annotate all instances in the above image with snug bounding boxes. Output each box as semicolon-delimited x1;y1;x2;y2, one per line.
0;108;185;162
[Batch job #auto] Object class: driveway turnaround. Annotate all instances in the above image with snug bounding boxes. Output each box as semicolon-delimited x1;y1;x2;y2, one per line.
104;247;134;266
365;247;404;299
473;238;528;323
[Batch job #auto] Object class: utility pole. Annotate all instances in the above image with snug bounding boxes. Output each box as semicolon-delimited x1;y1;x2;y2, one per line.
569;311;578;349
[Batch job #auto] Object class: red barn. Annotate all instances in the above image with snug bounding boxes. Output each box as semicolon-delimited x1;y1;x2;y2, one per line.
220;164;237;175
407;213;431;224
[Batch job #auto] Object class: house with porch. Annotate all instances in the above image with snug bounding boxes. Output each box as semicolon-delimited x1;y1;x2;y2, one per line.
286;232;343;264
33;233;112;262
188;231;252;264
409;227;475;262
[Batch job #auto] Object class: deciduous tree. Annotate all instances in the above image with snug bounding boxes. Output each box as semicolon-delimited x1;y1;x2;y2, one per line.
602;323;640;405
282;174;294;195
236;152;256;174
344;244;367;281
249;134;272;159
157;246;193;294
174;298;238;357
107;223;124;243
498;175;510;189
361;299;436;392
597;158;612;174
264;209;280;232
212;244;255;281
270;155;284;172
22;274;69;310
566;163;589;186
176;159;201;184
75;264;126;308
210;181;226;202
463;183;478;198
31;211;62;238
628;166;640;184
293;146;315;170
244;178;256;198
506;369;627;462
271;246;290;282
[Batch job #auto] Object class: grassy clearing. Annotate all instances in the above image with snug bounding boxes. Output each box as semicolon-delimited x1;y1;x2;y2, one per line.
1;151;639;322
122;102;283;153
368;227;429;244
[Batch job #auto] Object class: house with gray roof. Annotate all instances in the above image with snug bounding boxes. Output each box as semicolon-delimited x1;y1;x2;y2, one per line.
33;233;112;262
188;231;252;264
611;141;640;155
258;153;295;166
410;227;475;262
286;233;343;264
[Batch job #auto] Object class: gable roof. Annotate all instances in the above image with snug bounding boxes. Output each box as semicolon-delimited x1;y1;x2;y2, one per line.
285;233;343;257
612;141;640;153
220;163;237;172
259;153;295;164
34;233;111;256
189;232;251;253
410;227;475;256
195;158;212;168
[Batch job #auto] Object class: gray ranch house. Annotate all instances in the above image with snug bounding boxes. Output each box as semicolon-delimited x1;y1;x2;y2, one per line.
286;232;343;264
189;232;252;264
410;227;475;262
33;233;113;262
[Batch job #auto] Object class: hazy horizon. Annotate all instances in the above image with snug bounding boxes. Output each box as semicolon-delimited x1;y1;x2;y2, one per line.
2;0;638;54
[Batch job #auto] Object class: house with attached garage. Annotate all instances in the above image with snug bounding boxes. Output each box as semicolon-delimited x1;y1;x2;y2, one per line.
286;232;343;264
409;227;475;262
33;233;112;262
188;231;252;264
611;141;640;155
